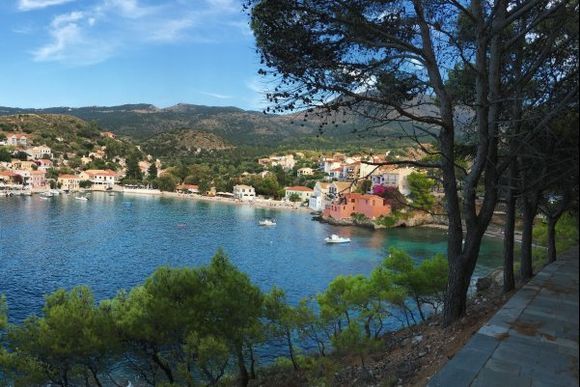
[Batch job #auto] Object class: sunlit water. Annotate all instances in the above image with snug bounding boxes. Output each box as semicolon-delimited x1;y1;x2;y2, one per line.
1;192;503;325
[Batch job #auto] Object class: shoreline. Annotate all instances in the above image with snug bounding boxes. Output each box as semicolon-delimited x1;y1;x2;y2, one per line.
121;188;312;212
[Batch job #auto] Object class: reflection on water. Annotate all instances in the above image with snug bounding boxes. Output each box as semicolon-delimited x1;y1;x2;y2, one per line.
0;192;503;324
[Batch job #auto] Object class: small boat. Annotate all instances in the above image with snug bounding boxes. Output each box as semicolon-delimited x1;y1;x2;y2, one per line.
40;191;54;198
325;234;351;244
258;219;277;226
75;196;89;201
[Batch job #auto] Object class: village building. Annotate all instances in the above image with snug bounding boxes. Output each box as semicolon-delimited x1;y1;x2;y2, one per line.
5;133;30;147
233;184;256;201
26;145;52;160
0;170;23;186
58;174;81;192
29;170;47;190
370;166;415;196
35;159;53;171
10;159;36;171
308;182;331;211
258;154;296;171
297;167;314;176
323;193;391;220
79;169;117;188
284;186;313;202
328;181;356;199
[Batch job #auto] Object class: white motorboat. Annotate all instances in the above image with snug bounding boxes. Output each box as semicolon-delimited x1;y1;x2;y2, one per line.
325;234;351;244
258;219;277;226
75;196;89;201
40;191;54;198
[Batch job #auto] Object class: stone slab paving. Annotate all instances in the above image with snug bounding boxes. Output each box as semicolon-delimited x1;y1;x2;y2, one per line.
429;248;579;387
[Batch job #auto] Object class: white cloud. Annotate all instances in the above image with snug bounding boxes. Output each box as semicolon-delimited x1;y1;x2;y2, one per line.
18;0;75;11
30;0;249;66
245;78;270;110
200;91;233;99
33;10;115;65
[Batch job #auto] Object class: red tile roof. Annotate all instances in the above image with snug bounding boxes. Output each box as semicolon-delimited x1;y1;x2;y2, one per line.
285;186;313;192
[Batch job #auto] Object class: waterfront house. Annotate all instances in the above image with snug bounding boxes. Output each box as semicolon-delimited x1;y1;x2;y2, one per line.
58;174;81;191
29;170;47;190
233;184;256;201
370;166;414;196
309;182;331;211
79;169;117;188
323;193;391;220
328;181;356;199
284;186;313;202
0;170;23;186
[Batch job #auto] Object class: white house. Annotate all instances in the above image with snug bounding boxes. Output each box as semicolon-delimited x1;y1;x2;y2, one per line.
308;182;331;211
233;184;256;201
297;167;314;176
6;133;30;147
370;167;414;196
26;145;52;160
79;169;117;187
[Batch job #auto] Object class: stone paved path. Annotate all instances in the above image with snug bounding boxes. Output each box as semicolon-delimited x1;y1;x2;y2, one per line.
429;247;579;387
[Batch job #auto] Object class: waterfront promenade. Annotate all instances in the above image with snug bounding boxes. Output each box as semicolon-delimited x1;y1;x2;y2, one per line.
429;247;579;386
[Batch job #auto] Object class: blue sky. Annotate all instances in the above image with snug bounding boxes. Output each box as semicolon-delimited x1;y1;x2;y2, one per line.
0;0;269;110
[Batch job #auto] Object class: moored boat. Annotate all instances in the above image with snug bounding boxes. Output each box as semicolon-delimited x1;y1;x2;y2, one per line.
258;219;276;226
325;234;351;244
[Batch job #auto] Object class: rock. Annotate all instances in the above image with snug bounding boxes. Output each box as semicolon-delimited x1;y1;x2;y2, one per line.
412;335;424;344
418;351;427;357
476;276;492;292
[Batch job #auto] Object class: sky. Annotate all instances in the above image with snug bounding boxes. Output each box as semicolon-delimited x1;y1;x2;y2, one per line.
0;0;270;110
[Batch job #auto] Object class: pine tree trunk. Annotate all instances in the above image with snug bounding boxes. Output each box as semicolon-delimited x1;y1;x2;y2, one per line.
286;329;299;371
520;196;537;281
503;185;517;292
236;349;249;387
547;216;557;263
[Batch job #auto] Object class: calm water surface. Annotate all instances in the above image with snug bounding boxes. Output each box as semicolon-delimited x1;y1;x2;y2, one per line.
0;192;503;324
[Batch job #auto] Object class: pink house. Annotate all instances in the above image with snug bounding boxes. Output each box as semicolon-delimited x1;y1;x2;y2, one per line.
29;170;47;189
323;193;391;220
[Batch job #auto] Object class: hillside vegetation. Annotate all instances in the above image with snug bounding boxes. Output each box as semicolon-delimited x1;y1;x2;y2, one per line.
0;114;103;156
141;128;233;159
0;104;414;148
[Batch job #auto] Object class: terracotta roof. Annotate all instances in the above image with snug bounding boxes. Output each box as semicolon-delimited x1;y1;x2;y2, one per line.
30;170;46;175
0;170;18;177
83;169;117;177
345;193;383;200
285;186;313;192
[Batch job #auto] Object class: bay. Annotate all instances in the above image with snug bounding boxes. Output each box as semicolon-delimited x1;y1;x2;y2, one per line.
0;192;503;324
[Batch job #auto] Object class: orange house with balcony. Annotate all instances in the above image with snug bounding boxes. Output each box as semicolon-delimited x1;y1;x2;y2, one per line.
323;193;391;220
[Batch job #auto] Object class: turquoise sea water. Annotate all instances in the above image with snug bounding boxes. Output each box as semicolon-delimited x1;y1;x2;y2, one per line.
0;192;503;324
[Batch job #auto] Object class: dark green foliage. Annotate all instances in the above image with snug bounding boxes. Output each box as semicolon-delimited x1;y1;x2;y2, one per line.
0;147;11;162
155;174;178;192
407;172;436;211
0;246;452;386
79;180;93;189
